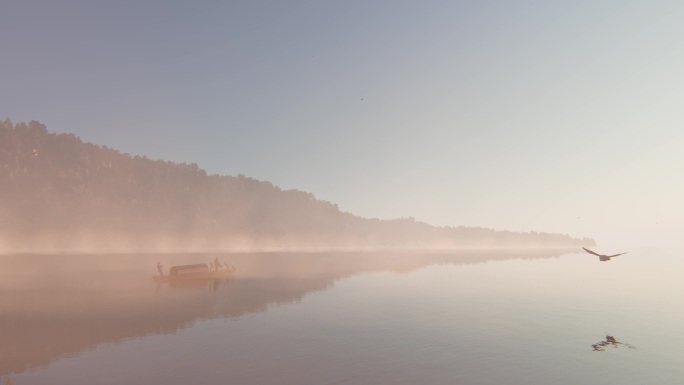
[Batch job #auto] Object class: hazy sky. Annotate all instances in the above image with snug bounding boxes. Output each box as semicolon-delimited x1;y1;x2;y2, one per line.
2;1;683;247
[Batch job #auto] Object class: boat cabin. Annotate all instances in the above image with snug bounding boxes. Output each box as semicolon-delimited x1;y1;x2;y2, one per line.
169;264;209;277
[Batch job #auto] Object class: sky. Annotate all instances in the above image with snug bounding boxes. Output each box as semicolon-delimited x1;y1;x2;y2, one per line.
2;1;683;247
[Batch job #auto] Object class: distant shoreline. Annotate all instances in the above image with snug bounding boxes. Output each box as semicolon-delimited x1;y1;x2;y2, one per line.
0;245;588;256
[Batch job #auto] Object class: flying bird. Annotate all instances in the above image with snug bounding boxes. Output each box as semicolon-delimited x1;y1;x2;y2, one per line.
582;247;627;262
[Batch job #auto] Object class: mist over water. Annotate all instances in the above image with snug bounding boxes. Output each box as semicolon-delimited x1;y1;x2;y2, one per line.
1;249;682;385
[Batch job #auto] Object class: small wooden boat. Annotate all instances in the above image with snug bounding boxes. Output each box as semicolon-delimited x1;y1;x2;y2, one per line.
153;263;236;283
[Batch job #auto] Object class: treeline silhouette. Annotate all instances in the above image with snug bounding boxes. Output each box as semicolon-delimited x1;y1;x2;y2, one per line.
0;119;595;252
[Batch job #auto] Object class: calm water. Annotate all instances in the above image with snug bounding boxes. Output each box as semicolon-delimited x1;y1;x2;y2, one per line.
1;249;682;385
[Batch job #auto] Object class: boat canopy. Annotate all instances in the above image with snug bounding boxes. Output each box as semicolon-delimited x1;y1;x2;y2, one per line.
169;264;209;276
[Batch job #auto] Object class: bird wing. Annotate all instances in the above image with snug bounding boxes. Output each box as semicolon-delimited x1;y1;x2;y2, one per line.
582;247;601;257
607;252;627;258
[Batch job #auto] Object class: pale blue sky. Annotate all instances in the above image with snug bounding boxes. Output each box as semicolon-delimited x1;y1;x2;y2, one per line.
2;1;683;246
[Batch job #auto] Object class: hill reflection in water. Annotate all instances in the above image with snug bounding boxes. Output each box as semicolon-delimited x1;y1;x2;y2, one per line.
0;249;571;376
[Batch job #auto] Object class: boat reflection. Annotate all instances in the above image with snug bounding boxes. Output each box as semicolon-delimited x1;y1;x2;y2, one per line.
155;275;235;290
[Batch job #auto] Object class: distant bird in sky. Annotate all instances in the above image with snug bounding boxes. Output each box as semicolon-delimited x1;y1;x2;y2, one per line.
582;247;627;262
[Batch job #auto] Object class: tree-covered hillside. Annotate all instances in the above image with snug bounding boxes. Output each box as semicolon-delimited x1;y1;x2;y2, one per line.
0;119;595;252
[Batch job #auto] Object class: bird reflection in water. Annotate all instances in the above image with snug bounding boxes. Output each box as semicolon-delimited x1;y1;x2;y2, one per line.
591;335;636;352
582;247;627;262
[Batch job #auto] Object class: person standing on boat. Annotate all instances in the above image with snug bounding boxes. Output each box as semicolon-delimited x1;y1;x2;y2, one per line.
213;257;220;271
156;262;164;276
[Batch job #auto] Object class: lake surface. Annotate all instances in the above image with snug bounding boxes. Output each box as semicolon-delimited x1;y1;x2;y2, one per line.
1;249;682;385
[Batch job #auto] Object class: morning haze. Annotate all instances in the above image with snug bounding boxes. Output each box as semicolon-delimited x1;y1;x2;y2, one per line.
0;120;592;253
1;1;683;385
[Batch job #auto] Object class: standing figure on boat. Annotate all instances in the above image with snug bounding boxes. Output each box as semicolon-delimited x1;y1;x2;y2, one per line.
213;257;220;271
156;262;164;276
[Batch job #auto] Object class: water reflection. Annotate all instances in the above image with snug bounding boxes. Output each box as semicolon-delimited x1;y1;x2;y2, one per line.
0;249;574;377
154;275;234;291
591;335;636;351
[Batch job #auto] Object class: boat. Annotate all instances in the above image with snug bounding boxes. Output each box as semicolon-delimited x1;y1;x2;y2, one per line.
153;263;236;283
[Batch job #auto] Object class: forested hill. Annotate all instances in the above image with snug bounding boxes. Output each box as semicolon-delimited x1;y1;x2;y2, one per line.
0;119;595;252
